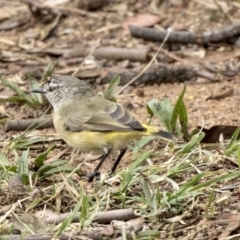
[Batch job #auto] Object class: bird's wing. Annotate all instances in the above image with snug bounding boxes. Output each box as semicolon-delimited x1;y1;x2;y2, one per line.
63;96;145;132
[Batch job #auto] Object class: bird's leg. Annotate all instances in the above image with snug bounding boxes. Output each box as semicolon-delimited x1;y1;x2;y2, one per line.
86;151;110;182
110;148;127;174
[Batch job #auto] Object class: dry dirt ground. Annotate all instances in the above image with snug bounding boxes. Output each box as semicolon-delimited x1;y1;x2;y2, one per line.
1;0;240;239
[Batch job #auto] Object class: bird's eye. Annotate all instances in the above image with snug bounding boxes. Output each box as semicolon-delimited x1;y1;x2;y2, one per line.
49;86;53;92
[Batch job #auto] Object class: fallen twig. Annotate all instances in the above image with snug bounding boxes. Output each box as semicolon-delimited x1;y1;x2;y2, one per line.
101;64;197;85
0;233;99;240
5;117;53;132
94;47;149;62
129;23;240;45
45;208;139;224
3;218;144;240
63;45;150;62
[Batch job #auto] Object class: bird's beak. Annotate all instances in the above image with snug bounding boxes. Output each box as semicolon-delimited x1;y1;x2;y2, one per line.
31;89;46;94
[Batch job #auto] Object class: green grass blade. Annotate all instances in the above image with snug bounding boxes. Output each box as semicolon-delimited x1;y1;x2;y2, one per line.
173;172;205;198
224;126;240;156
54;201;81;237
0;76;37;108
10;136;47;150
237;146;240;168
130;150;153;171
36;159;74;178
191;170;240;191
180;132;205;155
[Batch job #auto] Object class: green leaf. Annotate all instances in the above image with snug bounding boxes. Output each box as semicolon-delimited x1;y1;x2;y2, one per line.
36;159;72;178
170;85;186;134
0;151;10;165
138;230;160;239
11;138;47;150
142;179;152;208
173;172;205;198
130;150;153;171
104;75;120;102
147;98;173;132
179;101;189;141
39;164;75;179
35;145;55;168
0;165;18;173
0;151;17;173
18;149;30;184
237;146;240;168
146;103;154;117
80;194;89;227
36;159;68;177
120;170;133;193
41;61;58;80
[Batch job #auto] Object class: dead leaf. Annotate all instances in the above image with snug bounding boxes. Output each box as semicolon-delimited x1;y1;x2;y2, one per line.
11;212;47;234
206;86;234;100
35;209;60;223
0;7;19;21
210;213;240;238
8;175;25;193
100;224;114;236
112;218;145;233
40;13;62;41
123;14;160;34
200;125;239;143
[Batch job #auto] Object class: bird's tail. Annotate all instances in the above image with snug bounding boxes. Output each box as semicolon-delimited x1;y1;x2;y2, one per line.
152;130;177;142
142;124;176;142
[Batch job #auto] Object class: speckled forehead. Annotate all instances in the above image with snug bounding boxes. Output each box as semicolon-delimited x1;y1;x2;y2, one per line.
47;78;64;88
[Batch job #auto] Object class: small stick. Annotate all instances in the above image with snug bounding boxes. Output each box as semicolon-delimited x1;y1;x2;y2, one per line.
64;46;149;62
2;218;145;240
45;208;139;224
5;117;53;132
94;47;149;62
129;24;240;44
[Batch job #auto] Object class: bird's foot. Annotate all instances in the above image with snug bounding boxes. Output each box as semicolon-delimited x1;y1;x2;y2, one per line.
85;171;101;182
108;169;115;176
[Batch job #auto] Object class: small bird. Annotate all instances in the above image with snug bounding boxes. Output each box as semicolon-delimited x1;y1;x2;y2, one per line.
32;75;176;181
